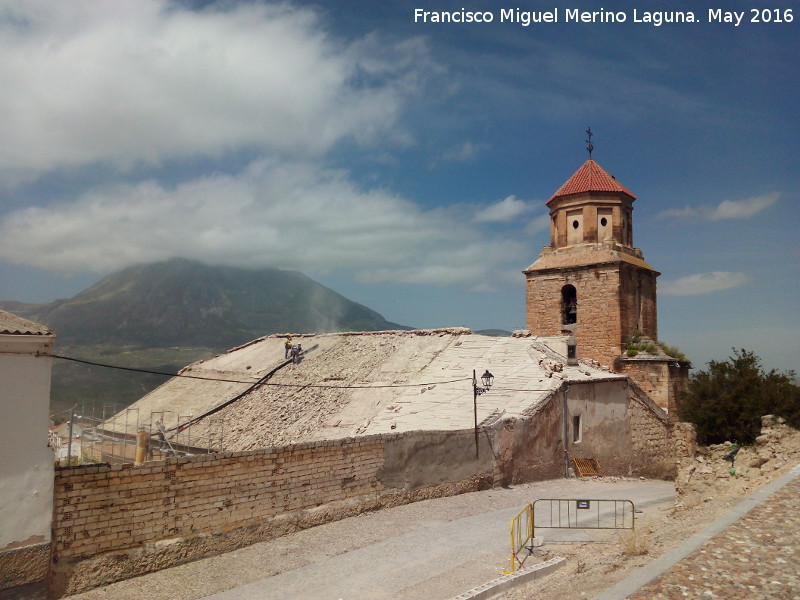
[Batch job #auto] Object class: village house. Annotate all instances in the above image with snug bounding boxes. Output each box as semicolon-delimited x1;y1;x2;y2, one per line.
0;310;55;591
48;422;84;464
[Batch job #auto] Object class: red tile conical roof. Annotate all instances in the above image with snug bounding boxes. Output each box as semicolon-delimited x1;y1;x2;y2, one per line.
548;159;635;202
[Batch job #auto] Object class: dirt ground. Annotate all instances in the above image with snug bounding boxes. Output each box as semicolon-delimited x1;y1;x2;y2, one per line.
500;415;800;600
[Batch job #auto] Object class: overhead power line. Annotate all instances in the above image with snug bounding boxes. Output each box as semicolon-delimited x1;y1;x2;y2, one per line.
49;353;471;390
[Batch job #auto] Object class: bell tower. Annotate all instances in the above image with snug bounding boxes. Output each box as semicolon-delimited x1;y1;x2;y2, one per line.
523;158;659;369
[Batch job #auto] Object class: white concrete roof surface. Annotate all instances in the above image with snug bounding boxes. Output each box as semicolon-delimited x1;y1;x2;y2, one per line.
111;329;624;451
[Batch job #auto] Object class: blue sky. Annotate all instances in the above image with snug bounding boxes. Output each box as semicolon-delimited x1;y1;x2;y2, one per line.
0;0;797;373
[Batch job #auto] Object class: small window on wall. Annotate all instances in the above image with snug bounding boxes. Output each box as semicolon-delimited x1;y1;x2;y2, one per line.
597;208;612;241
573;414;582;443
566;209;583;245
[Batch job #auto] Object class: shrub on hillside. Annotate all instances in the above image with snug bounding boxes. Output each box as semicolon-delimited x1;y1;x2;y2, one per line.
677;349;800;444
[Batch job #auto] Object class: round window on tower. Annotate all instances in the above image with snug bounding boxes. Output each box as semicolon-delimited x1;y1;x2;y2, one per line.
600;217;608;227
572;220;579;229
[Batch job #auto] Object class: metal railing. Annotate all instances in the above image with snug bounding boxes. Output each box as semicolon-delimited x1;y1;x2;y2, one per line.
504;498;636;574
51;409;225;467
533;498;635;538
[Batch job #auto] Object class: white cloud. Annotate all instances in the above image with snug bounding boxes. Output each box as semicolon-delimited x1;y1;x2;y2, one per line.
708;194;779;220
525;213;551;235
0;160;525;287
474;195;532;223
657;193;779;221
660;271;751;296
441;141;484;162
0;0;428;181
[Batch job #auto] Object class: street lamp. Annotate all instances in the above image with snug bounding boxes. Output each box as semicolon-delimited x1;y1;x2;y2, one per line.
473;369;494;458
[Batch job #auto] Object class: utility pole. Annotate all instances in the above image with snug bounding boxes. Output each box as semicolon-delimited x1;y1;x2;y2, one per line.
67;408;75;467
562;385;570;478
473;370;479;458
472;369;494;459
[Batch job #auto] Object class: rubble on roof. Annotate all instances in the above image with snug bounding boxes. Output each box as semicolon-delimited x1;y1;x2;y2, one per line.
115;329;624;452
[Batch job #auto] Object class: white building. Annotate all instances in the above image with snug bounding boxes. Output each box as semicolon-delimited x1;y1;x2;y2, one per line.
0;310;55;592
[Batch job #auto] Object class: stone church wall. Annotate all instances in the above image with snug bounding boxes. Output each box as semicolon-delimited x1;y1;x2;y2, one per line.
496;380;681;484
618;263;658;343
619;360;672;411
619;359;691;418
525;265;623;368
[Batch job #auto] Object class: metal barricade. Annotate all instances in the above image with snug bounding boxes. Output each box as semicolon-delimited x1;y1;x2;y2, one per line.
504;498;636;574
503;503;533;574
533;498;635;538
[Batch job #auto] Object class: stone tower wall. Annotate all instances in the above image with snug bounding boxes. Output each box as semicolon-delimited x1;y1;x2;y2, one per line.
618;263;658;343
525;260;658;370
525;265;623;368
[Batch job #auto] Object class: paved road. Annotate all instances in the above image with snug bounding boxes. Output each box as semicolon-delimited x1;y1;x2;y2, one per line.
59;477;675;600
196;479;675;600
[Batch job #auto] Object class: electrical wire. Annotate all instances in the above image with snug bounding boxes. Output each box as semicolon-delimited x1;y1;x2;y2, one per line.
50;353;471;390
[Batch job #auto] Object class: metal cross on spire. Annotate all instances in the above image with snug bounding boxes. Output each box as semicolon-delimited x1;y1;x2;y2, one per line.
586;127;594;158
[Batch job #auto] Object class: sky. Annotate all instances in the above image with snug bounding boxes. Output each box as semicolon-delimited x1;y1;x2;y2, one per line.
0;0;798;374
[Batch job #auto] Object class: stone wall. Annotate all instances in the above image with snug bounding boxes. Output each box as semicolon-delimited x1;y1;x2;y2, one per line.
525;265;624;368
619;359;671;411
667;363;691;416
50;430;494;598
0;542;50;592
524;260;658;371
496;379;679;485
569;380;677;479
618;263;658;344
498;392;565;484
618;359;691;418
670;421;697;459
625;385;680;478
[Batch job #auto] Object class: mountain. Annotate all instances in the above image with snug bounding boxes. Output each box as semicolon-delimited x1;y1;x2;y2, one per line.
3;258;408;348
1;258;410;417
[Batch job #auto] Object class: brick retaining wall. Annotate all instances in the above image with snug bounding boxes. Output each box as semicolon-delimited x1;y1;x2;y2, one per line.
50;430;494;597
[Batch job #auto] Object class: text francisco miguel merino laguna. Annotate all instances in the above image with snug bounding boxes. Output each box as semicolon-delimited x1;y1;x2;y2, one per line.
415;7;712;26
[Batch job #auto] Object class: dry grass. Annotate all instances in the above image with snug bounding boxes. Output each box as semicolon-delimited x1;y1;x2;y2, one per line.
618;524;650;557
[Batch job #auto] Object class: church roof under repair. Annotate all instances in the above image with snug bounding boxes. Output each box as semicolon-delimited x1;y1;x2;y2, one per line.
113;329;623;452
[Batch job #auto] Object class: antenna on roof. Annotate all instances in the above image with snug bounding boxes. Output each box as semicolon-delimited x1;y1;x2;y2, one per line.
585;127;594;158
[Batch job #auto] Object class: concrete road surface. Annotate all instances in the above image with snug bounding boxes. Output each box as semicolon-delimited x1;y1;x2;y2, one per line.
199;478;674;600
63;478;675;600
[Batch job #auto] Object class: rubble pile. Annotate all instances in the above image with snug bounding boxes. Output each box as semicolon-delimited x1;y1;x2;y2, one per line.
675;414;800;507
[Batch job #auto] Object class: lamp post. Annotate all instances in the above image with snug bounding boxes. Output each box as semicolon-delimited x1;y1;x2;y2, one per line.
473;369;494;458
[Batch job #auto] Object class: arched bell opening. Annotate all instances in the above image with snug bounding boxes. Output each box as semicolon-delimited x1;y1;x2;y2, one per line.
561;285;577;325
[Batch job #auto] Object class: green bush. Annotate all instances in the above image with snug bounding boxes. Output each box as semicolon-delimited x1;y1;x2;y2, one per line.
624;334;688;363
677;349;800;444
659;343;688;362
